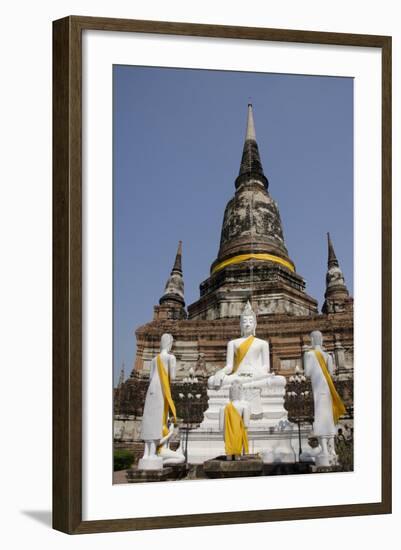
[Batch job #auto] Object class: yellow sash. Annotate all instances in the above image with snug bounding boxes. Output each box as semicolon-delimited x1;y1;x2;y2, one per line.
212;253;295;274
157;354;177;438
314;350;346;424
224;402;249;456
233;335;255;373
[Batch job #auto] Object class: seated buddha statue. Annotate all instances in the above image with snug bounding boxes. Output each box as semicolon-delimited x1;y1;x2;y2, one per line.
208;301;275;390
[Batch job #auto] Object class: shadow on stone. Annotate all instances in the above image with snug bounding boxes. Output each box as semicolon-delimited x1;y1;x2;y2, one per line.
262;461;314;476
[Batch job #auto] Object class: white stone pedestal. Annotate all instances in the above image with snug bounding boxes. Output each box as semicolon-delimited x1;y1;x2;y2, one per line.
137;456;163;471
200;377;288;431
315;453;339;468
186;375;314;464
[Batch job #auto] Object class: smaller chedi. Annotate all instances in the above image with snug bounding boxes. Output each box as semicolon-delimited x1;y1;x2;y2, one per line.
219;380;250;460
304;330;347;467
138;333;184;470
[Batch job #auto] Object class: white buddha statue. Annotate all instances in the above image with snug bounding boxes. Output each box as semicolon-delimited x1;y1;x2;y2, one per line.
304;330;346;467
138;333;184;470
208;301;274;390
186;302;290;464
219;380;250;460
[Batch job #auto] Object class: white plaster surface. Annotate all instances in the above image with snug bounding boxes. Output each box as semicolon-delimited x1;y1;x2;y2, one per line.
304;347;337;437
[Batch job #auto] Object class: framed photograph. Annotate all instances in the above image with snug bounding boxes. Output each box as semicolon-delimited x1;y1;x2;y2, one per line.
53;16;391;534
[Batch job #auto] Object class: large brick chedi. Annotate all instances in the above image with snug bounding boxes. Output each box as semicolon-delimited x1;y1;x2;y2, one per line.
120;104;353;419
188;104;318;320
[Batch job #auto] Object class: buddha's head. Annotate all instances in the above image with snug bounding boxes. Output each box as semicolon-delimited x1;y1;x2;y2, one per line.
310;330;323;348
160;333;174;352
229;379;243;401
240;300;257;337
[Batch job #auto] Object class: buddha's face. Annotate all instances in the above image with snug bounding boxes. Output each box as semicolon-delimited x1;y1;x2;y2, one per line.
241;314;255;336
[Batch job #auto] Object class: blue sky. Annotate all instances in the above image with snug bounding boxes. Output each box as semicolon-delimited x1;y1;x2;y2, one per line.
113;66;353;386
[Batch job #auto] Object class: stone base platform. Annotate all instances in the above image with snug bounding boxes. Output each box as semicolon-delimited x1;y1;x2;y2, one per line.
203;455;315;479
126;463;188;483
203;455;264;478
310;465;346;474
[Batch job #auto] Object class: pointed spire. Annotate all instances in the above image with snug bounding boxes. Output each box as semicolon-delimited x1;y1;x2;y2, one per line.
159;241;185;307
322;233;352;314
245;103;256;141
236;103;268;190
210;103;293;278
327;232;339;269
172;240;183;274
118;362;125;389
